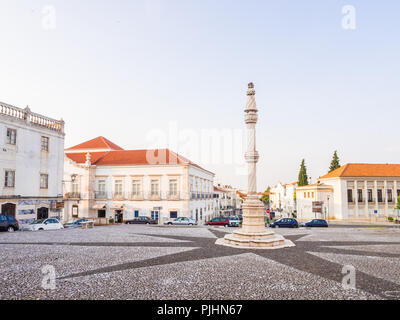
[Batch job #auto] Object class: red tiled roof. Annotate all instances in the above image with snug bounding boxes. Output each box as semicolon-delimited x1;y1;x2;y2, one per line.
65;148;212;173
320;163;400;179
66;137;123;151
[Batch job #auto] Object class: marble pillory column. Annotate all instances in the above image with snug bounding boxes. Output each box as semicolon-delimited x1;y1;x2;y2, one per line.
216;83;295;249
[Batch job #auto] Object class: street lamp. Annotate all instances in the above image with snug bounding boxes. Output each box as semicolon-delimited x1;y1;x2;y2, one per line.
327;195;330;221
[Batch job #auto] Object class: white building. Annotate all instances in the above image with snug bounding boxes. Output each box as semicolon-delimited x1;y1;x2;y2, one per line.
0;102;65;224
63;137;214;224
296;164;400;221
269;182;297;216
213;185;242;217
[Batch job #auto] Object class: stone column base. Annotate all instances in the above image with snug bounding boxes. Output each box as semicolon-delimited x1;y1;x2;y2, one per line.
215;229;295;250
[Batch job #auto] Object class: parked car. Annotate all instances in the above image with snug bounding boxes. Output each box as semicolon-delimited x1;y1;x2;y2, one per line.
270;218;299;228
125;216;157;225
23;218;64;231
301;219;329;228
228;216;240;227
64;219;89;229
0;214;19;232
164;217;197;226
205;217;229;227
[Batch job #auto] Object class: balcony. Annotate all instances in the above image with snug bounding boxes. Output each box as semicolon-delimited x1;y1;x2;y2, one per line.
95;192;107;200
113;192;125;200
148;192;161;201
64;192;81;199
167;192;180;201
130;192;144;201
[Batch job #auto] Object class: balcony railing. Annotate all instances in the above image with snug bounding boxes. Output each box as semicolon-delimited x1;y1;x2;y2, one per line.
130;192;144;201
95;192;107;200
64;192;81;199
113;192;125;200
148;192;161;201
167;192;180;200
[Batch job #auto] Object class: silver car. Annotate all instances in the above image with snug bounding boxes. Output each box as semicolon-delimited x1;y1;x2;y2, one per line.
164;217;197;226
228;216;240;227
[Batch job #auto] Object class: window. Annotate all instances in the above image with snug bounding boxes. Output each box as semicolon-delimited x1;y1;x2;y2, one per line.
169;179;178;196
170;211;178;219
377;189;383;202
368;189;373;202
41;136;49;151
397;189;400;198
132;180;141;195
134;210;139;218
4;171;15;188
357;189;363;202
72;205;78;217
114;180;123;195
311;192;314;198
40;174;49;189
98;210;106;218
387;189;393;202
151;180;159;196
304;192;306;198
347;189;353;202
6;128;16;145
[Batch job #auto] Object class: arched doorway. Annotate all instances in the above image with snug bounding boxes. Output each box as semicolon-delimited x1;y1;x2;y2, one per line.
37;207;49;220
1;203;16;217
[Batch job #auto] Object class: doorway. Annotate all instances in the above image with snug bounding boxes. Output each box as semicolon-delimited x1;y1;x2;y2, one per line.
37;207;49;220
1;203;16;217
115;210;123;223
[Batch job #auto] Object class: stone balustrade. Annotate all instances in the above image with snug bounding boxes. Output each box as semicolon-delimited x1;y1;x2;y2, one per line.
0;102;64;133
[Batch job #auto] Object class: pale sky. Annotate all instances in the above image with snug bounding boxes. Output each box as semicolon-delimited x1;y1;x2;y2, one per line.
1;0;399;191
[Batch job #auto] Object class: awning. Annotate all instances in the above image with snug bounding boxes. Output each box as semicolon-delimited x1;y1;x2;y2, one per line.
92;204;107;210
110;204;124;210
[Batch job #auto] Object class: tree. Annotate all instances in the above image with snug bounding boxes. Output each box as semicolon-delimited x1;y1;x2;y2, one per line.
260;187;270;205
329;150;341;173
298;159;309;187
396;195;400;210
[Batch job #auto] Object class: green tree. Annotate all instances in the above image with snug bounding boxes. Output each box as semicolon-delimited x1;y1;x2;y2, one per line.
298;159;309;187
329;150;341;173
396;195;400;210
260;187;270;205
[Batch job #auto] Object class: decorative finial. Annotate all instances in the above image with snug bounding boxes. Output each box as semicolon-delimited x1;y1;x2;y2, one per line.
247;82;255;96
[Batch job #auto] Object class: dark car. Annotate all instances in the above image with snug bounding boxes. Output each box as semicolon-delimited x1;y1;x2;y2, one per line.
270;218;299;228
301;219;328;228
125;216;157;225
0;214;19;232
205;217;229;227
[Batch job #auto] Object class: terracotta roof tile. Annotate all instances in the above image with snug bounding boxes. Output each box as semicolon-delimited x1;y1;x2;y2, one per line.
65;148;213;174
320;163;400;179
66;137;123;151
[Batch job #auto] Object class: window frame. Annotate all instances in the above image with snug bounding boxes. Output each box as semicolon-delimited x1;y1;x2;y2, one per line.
4;170;15;188
40;173;49;189
6;128;17;145
41;136;49;152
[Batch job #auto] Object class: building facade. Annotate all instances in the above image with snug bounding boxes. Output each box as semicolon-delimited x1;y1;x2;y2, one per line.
296;164;400;221
0;102;65;224
269;182;297;216
63;137;214;224
213;185;242;217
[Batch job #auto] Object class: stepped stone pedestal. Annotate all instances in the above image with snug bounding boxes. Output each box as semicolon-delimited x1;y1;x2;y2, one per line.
216;195;295;249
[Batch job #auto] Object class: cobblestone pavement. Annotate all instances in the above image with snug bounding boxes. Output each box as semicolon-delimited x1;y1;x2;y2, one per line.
0;225;399;300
